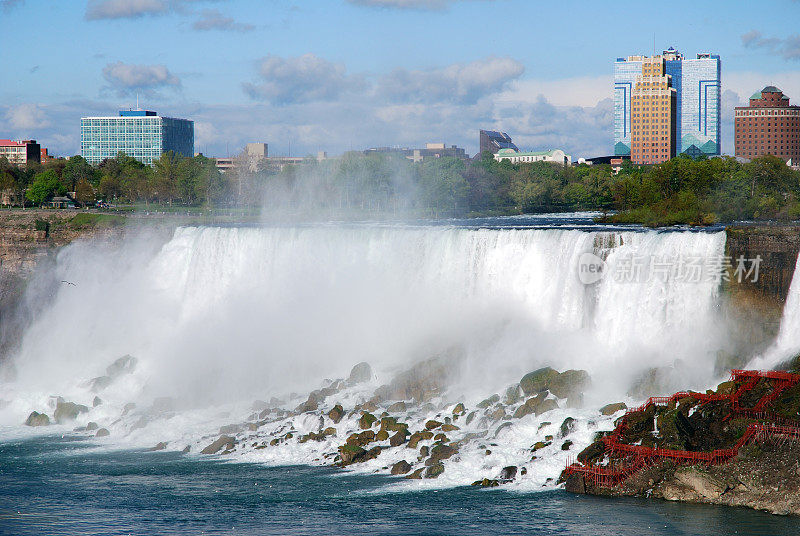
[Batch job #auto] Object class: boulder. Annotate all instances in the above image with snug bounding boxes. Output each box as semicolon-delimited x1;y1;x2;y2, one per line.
359;412;377;429
513;394;544;419
406;468;425;479
600;402;627;416
96;428;110;437
489;407;507;421
440;423;459;432
391;460;412;475
295;394;318;413
424;420;442;430
201;435;236;454
148;442;168;451
89;376;113;392
372;356;451;403
559;417;576;438
536;398;559;416
519;367;560;395
499;466;517;482
471;478;500;487
477;394;500;409
92;397;103;407
390;430;408;447
531;441;550;452
465;411;477;425
107;355;137;377
387;401;407;413
339;444;366;465
219;423;245;435
561;440;573;450
504;384;522;405
25;411;50;427
576;440;605;465
564;473;586;494
348;362;373;385
375;430;389;441
548;369;590;399
452;403;466;415
424;462;445;479
122;402;136;416
86;422;99;431
328;404;344;424
346;430;375;447
407;430;434;449
494;422;513;438
426;442;457;465
54;401;89;424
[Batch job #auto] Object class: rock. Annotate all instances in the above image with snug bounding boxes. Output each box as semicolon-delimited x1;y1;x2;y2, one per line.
339;444;366;465
89;376;113;392
86;422;99;431
425;420;442;430
452;403;466;415
426;442;457;465
440;423;459;432
424;462;445;479
106;355;137;377
54;401;89;424
92;396;103;407
477;394;500;409
472;478;500;487
407;430;434;449
559;417;576;438
359;412;377;429
674;467;728;500
25;411;50;427
715;381;736;396
122;402;136;416
548;369;590;399
561;440;573;450
494;422;513;438
391;460;412;475
577;440;606;465
489;407;507;421
513;395;544;419
219;423;245;435
504;384;522;405
519;367;560;395
600;402;627;416
296;394;319;413
347;431;375;447
96;428;110;437
390;430;408;447
419;445;429;458
536;398;559;415
372;355;454;403
148;442;168;451
322;427;337;437
465;411;477;425
328;404;344;424
201;435;236;454
387;401;407;413
348;362;372;385
532;441;551;452
376;430;389;441
499;466;517;482
406;468;425;479
564;473;586;494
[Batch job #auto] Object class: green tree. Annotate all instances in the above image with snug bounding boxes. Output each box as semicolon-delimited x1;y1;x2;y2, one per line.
25;169;66;206
63;155;98;191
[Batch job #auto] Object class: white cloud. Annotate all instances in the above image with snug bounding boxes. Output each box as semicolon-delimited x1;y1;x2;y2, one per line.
741;30;800;62
102;62;181;97
377;56;524;104
6;103;50;130
192;9;254;32
243;54;366;105
85;0;169;20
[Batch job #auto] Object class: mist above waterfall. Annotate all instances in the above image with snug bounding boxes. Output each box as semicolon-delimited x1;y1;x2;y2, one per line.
1;223;736;424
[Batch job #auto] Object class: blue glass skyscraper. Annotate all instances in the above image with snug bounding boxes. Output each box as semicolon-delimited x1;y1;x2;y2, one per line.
614;48;721;158
81;110;194;166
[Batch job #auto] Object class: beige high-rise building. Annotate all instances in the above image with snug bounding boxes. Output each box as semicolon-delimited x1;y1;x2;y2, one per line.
630;56;677;165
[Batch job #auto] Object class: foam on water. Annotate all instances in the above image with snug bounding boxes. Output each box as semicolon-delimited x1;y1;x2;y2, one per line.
0;223;738;488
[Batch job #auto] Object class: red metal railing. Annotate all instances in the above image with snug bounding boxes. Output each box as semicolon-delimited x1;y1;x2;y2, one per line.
564;370;800;489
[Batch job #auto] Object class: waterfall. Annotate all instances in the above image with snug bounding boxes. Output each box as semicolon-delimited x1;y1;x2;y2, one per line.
3;225;729;415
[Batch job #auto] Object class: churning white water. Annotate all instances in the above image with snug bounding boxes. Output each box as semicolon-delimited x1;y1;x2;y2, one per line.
0;224;742;488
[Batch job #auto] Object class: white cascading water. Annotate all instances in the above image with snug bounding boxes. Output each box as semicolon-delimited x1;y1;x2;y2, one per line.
0;224;734;488
748;250;800;370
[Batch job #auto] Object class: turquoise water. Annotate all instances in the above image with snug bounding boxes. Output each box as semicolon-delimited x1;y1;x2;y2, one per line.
0;435;794;535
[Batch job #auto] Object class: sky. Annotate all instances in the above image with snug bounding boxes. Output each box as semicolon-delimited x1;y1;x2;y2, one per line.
2;0;800;159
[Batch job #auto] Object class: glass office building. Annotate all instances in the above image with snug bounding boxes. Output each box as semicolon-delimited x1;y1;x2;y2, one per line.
80;110;194;166
614;49;721;158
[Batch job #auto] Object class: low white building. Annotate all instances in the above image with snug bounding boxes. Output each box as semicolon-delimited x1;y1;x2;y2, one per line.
493;148;571;166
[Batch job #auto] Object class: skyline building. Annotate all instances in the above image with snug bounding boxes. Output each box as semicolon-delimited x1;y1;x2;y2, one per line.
630;55;677;165
615;48;720;159
80;110;194;166
479;130;518;155
0;139;41;165
735;86;800;164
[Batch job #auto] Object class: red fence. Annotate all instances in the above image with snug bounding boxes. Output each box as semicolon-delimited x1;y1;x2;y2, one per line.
565;370;800;489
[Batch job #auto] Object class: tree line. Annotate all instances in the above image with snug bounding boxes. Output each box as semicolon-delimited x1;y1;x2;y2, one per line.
2;149;799;225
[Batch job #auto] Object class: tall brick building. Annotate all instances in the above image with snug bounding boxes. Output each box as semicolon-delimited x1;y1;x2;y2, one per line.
630;55;678;165
735;86;800;164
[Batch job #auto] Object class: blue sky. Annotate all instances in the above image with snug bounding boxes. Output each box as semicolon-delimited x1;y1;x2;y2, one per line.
2;0;800;158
